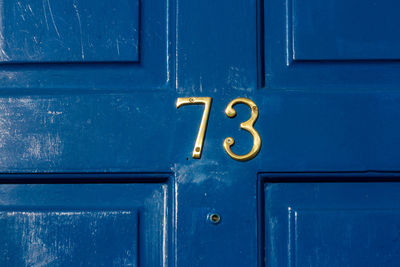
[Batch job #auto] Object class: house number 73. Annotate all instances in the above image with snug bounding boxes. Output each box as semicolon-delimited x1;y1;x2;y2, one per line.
176;97;261;161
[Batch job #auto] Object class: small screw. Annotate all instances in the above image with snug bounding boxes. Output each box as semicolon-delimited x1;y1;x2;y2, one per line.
208;213;221;224
189;97;195;103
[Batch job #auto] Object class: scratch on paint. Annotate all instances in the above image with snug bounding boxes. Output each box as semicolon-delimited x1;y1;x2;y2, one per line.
42;0;49;30
172;161;230;185
0;3;8;61
27;4;33;14
47;111;62;115
0;49;10;61
116;39;120;55
23;134;63;161
73;0;84;60
46;0;60;38
227;66;252;92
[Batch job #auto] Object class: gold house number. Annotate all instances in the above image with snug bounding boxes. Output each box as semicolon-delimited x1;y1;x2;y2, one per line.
176;97;261;161
176;97;212;159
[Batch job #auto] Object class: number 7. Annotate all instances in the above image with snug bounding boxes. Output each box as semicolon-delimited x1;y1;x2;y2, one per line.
176;97;212;159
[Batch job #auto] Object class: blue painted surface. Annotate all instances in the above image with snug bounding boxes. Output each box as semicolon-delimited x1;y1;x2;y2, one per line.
293;0;400;60
0;0;166;89
265;0;400;90
0;210;138;266
0;0;399;266
0;0;139;62
0;177;170;266
262;176;400;266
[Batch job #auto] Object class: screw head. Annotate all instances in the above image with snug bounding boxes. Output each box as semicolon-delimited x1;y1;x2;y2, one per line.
208;213;221;224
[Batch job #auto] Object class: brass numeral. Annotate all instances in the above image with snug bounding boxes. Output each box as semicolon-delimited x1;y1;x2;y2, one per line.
223;98;261;161
176;97;212;159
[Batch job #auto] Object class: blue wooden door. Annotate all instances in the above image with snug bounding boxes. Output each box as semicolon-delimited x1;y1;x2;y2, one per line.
1;0;400;266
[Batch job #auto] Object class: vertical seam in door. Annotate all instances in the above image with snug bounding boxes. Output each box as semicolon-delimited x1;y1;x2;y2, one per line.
257;0;265;88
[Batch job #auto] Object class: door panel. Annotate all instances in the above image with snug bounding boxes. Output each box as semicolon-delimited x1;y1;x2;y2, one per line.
0;176;170;266
0;0;139;62
261;175;400;267
265;0;400;89
1;210;139;266
293;0;400;60
0;0;167;89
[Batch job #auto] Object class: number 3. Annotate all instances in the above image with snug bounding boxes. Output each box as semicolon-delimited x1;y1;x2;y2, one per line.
223;98;261;161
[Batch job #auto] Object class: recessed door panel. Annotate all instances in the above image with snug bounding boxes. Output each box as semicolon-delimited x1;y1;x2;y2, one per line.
0;210;138;266
0;0;139;62
265;0;400;89
263;180;400;267
0;179;169;266
293;0;400;60
0;0;167;89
